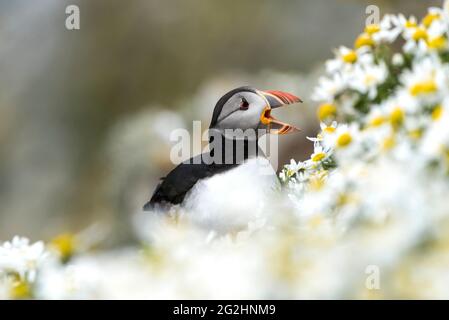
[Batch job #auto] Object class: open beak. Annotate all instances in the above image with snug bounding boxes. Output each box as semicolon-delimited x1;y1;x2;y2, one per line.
257;90;303;135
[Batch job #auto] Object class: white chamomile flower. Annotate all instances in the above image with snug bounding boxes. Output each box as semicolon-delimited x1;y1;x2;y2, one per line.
365;106;388;129
379;97;409;130
0;236;48;283
401;56;449;106
364;122;399;156
310;142;332;163
348;61;388;99
320;121;338;134
326;47;370;73
392;14;419;35
370;15;402;44
426;22;448;51
312;73;348;102
422;7;444;29
308;122;338;142
405;25;447;55
400;9;447;55
420;96;449;157
396;15;427;54
283;159;307;177
321;124;359;152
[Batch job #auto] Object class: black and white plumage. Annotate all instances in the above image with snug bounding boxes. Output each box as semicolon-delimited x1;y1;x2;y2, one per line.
146;153;238;208
143;86;302;214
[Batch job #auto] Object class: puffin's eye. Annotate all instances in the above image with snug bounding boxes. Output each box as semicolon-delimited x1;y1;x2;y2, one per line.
239;98;249;110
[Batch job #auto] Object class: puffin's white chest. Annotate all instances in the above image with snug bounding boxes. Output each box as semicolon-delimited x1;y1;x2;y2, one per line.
183;157;279;233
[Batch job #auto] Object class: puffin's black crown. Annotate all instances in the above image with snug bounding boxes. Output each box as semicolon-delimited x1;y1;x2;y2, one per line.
209;86;257;128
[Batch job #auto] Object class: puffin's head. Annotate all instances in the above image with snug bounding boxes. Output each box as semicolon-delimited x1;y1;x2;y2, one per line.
209;86;302;138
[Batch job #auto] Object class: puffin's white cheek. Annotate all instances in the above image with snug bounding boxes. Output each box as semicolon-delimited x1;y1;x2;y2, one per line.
238;108;264;130
218;112;258;131
238;115;259;130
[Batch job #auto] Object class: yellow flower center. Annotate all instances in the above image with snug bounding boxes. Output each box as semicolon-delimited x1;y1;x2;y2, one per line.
412;28;428;41
355;33;374;49
365;24;380;35
51;233;76;262
432;105;443;121
410;80;438;96
382;136;396;150
422;13;440;28
342;50;357;63
390;107;404;128
427;36;447;50
337;132;352;147
309;171;327;191
311;152;326;162
408;129;422;140
317;103;337;121
336;193;351;206
405;19;417;28
323;126;336;134
370;115;386;127
286;169;295;178
364;74;377;86
10;280;32;299
308;215;324;228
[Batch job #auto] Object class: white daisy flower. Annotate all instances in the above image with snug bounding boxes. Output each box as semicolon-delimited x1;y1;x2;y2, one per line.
312;73;348;102
326;47;372;73
308;122;338;142
401;56;449;106
310;142;332;163
364;106;388;128
321;123;359;150
0;236;48;283
422;7;444;29
347;61;388;99
391;14;419;35
371;14;402;44
420;98;449;160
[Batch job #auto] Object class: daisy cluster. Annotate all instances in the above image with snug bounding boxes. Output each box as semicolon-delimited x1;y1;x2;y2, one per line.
1;223;117;299
280;2;449;297
275;3;449;297
0;237;47;298
282;4;449;200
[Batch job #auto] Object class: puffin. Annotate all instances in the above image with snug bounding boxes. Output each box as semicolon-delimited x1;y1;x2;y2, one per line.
143;86;302;221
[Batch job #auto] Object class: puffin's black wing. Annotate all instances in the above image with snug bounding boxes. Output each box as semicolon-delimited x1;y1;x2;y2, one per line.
143;154;235;210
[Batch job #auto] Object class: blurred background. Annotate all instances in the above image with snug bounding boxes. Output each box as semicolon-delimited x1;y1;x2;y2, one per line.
0;0;441;244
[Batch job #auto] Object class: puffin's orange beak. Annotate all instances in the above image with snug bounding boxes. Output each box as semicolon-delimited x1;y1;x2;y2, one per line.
258;90;303;135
